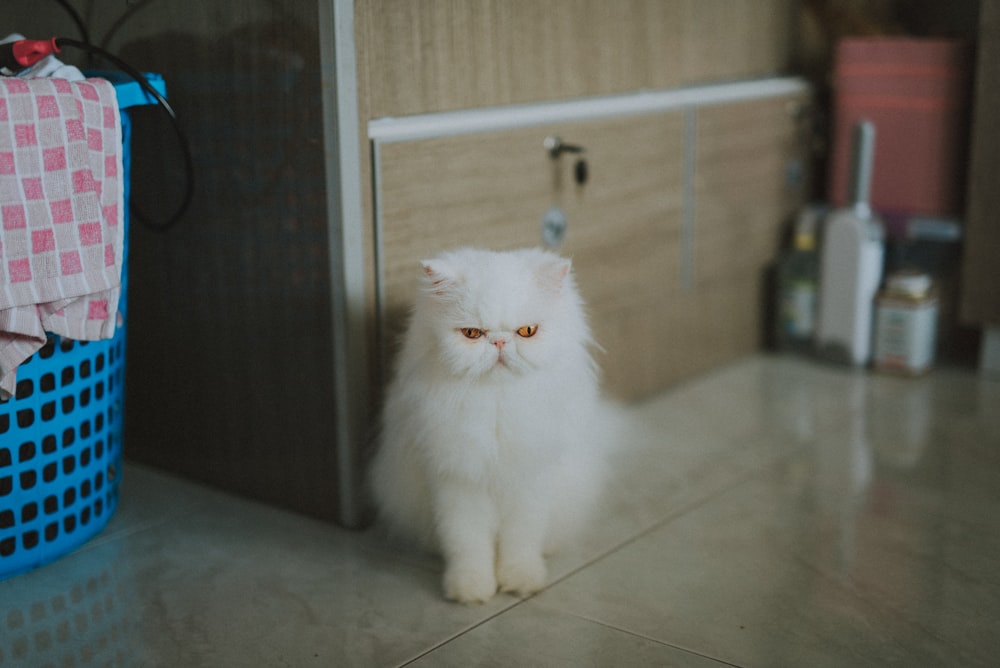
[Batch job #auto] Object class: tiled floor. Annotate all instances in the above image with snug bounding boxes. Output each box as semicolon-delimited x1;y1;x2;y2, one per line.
2;354;999;667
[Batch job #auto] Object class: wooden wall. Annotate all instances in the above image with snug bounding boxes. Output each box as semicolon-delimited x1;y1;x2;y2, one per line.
357;0;808;398
357;0;793;117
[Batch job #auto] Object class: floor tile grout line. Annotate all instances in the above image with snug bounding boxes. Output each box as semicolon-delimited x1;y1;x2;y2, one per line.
477;452;799;668
544;449;797;593
554;610;748;668
399;451;794;666
396;597;530;668
81;515;179;551
357;443;797;577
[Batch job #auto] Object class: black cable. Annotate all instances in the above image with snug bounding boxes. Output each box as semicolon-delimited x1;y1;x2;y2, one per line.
55;37;194;231
51;0;91;47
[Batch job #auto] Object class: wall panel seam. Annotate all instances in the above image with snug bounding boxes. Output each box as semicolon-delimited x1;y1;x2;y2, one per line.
682;109;697;291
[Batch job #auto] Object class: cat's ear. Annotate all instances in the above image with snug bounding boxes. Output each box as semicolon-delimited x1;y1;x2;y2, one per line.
421;259;460;295
536;258;572;295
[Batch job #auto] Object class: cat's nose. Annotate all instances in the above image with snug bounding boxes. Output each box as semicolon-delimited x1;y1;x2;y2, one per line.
492;337;507;351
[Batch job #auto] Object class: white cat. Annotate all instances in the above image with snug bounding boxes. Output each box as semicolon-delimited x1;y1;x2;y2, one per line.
370;247;615;604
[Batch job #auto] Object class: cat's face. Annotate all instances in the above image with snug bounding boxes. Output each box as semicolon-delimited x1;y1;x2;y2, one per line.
418;248;579;380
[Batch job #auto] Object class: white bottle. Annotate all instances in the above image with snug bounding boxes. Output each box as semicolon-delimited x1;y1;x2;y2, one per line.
816;121;885;366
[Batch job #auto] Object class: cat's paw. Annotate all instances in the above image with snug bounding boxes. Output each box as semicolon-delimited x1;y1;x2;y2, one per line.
443;565;497;604
496;554;547;597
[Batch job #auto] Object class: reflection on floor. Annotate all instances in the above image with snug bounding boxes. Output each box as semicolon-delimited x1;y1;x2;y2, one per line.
2;354;999;666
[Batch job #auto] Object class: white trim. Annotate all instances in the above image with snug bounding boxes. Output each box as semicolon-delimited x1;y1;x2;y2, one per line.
320;0;370;529
369;77;809;144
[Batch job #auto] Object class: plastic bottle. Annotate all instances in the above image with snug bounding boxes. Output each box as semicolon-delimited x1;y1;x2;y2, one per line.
816;120;886;366
775;206;823;353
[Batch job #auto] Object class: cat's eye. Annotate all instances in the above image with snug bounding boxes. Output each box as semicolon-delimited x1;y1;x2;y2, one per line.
516;325;538;338
460;327;484;339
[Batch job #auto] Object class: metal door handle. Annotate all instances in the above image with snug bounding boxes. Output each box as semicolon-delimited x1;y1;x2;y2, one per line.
543;136;584;157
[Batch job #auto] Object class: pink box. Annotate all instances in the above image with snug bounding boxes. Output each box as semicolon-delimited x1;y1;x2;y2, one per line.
827;38;973;217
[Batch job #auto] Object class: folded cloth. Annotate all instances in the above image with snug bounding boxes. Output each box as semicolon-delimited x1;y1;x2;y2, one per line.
0;76;124;399
1;33;86;81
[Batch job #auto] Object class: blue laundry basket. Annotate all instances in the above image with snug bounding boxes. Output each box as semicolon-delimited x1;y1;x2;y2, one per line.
0;72;165;580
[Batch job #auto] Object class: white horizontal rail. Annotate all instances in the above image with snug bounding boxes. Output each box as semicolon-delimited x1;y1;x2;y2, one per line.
368;77;809;144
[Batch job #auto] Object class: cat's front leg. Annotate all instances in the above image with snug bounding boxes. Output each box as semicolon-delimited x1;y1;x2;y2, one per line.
496;500;548;597
434;481;498;604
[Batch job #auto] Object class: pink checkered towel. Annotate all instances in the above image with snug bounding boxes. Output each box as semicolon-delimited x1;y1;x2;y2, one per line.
0;77;124;399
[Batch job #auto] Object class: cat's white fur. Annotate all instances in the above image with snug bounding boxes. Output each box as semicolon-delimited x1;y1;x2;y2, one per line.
370;247;615;603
